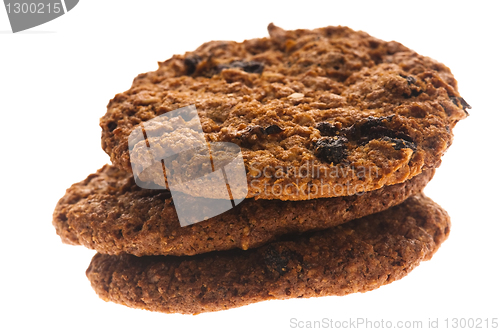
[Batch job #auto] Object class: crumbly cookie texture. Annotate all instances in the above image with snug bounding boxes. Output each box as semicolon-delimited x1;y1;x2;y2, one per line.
100;24;468;200
53;165;434;256
86;194;450;314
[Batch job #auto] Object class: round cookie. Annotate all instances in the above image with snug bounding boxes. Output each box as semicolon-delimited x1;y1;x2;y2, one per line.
86;194;450;314
100;23;469;200
53;165;434;256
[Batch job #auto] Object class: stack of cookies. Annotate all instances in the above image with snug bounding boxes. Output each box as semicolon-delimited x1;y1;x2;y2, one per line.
53;24;469;314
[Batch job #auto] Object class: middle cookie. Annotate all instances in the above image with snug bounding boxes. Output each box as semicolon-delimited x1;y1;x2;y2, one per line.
53;165;434;256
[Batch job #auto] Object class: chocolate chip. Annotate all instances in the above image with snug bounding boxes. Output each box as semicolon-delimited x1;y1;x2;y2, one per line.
184;54;201;75
313;136;348;164
238;125;285;139
359;115;395;132
344;117;383;139
316;122;338;136
245;125;265;135
216;60;264;74
236;125;265;142
359;125;414;144
459;97;471;109
450;96;471;115
235;124;284;145
198;285;207;298
263;247;301;277
399;74;421;97
107;122;117;131
381;137;417;151
264;124;284;135
406;76;417;85
411;89;422;97
215;64;229;72
342;116;415;149
403;89;423;98
235;60;264;74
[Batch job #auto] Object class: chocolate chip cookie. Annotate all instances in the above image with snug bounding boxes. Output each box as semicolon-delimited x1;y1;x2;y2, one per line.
53;165;434;256
86;194;450;314
100;24;469;200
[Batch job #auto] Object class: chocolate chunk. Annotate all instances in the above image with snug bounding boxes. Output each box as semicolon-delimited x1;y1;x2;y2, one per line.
403;89;423;98
107;122;117;131
184;54;201;75
263;247;301;277
237;125;265;141
264;124;284;135
238;125;284;140
342;116;414;149
313;136;348;164
342;116;393;139
215;64;229;72
411;89;422;97
344;117;387;139
450;96;471;115
399;73;416;85
316;122;338;136
356;115;395;134
216;60;265;74
406;76;417;85
458;97;471;109
359;125;414;144
382;137;417;151
233;60;265;74
399;74;421;97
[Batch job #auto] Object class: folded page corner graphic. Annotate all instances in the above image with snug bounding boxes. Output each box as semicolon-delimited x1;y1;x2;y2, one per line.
65;0;78;12
128;105;249;226
4;0;80;33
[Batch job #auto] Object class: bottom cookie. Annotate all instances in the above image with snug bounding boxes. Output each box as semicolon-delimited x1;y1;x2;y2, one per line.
86;194;450;315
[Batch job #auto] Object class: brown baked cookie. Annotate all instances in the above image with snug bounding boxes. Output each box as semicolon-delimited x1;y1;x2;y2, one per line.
100;23;468;200
86;194;450;314
53;165;434;256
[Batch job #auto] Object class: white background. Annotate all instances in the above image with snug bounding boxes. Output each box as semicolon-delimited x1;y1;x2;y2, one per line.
1;1;499;331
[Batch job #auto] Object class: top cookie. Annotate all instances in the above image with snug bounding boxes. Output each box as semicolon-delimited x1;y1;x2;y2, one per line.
101;24;469;201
